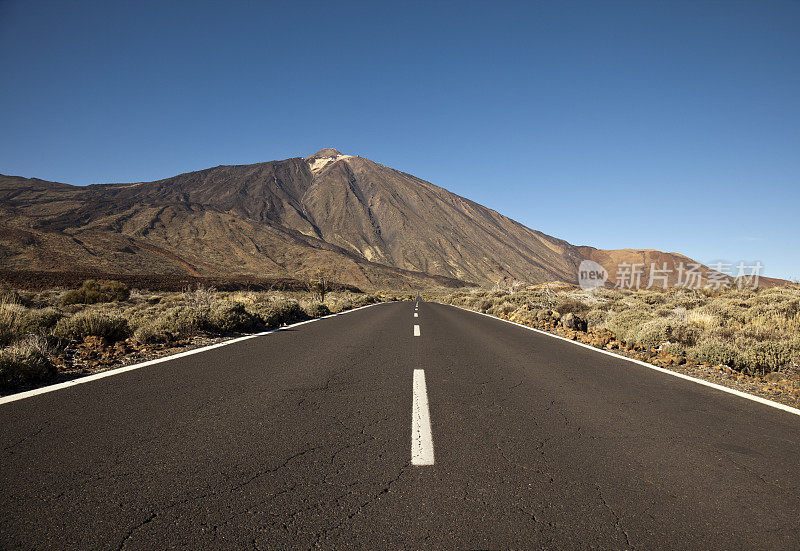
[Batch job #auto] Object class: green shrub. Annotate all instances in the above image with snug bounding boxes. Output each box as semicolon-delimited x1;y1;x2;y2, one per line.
605;310;652;342
670;322;701;346
248;300;306;328
634;318;673;349
62;280;130;305
0;336;55;387
135;300;274;341
328;299;354;313
133;305;204;343
690;339;740;367
204;301;258;333
54;310;130;342
24;307;63;332
133;322;169;344
662;342;687;356
741;341;793;375
303;302;331;318
340;294;379;310
585;309;607;327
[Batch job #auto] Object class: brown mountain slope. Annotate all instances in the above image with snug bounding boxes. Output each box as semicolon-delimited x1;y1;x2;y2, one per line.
0;149;584;287
301;150;583;283
578;247;710;288
0;171;468;290
0;149;786;289
577;246;786;289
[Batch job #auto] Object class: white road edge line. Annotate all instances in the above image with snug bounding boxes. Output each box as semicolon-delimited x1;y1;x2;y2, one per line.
448;304;800;418
0;302;393;406
411;369;435;465
413;324;421;336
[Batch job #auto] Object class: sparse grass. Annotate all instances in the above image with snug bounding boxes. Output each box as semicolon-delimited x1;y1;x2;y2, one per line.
438;283;800;377
1;299;63;347
53;310;131;342
0;335;55;387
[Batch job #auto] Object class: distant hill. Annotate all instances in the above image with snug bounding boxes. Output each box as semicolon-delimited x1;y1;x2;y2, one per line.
0;149;787;290
578;247;786;289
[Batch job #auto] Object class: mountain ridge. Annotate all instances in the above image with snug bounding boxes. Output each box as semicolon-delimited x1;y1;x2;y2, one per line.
0;149;785;289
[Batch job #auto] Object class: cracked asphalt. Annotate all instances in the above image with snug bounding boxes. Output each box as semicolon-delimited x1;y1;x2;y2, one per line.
2;301;800;549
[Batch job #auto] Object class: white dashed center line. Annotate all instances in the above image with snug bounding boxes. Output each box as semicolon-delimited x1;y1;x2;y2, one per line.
413;324;420;336
411;369;434;465
414;312;418;317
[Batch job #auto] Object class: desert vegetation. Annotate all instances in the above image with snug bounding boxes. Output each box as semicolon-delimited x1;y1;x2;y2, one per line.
439;283;800;403
0;280;403;390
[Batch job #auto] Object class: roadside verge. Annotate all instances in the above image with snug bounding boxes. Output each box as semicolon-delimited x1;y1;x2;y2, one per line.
0;302;390;405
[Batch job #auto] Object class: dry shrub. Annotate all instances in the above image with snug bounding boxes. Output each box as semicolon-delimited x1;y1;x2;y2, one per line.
303;302;331;318
690;339;741;368
247;299;306;328
54;310;130;342
554;296;590;316
133;306;204;343
440;283;800;377
605;310;653;342
62;280;130;305
205;301;258;333
187;285;217;308
634;318;674;349
687;311;721;330
0;335;55;387
741;341;793;374
0;300;27;346
585;309;607;327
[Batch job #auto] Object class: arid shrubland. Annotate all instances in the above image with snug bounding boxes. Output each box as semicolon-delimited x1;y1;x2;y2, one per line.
0;282;391;388
440;283;800;376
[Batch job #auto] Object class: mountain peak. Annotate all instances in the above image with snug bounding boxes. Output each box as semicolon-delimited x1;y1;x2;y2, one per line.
306;148;344;160
305;148;354;173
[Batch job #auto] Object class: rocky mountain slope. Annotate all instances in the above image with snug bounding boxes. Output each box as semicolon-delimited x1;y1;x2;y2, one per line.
0;148;781;290
0;149;585;288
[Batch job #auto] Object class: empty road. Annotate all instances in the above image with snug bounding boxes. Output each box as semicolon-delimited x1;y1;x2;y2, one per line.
2;301;799;549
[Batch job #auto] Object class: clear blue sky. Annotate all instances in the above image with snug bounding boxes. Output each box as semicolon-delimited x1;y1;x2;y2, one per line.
2;1;798;279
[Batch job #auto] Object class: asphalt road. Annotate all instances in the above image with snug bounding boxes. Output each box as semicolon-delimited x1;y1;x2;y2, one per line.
2;301;800;550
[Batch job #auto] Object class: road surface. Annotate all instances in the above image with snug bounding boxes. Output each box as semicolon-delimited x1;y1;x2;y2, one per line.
2;301;799;549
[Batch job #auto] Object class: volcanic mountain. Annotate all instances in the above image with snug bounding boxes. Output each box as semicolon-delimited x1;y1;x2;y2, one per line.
0;149;585;288
0;149;779;290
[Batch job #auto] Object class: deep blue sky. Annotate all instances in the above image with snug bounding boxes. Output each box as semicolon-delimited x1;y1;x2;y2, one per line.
2;1;799;279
